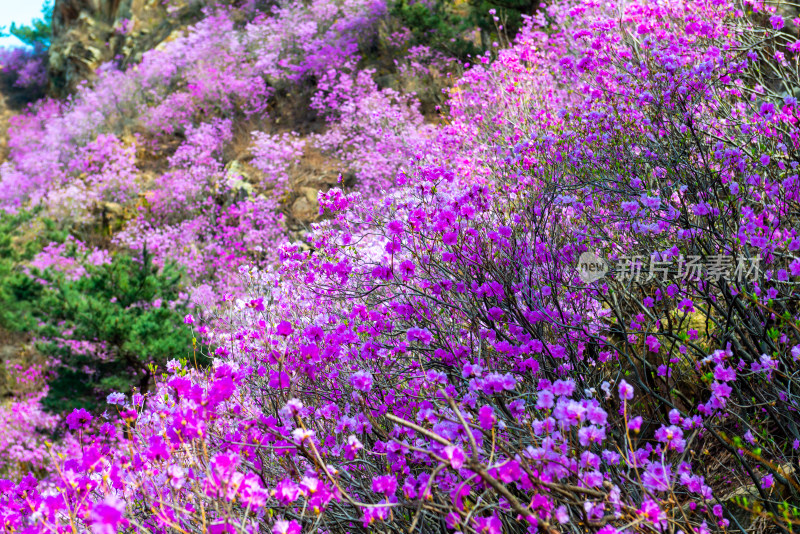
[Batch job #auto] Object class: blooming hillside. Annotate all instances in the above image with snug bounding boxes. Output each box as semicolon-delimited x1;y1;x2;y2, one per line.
1;0;800;533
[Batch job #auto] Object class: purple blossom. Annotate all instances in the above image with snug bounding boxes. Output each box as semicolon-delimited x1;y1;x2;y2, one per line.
482;372;517;394
552;379;575;396
66;408;93;430
655;425;686;452
578;425;606;446
508;398;525;417
496;460;521;483
443;445;466;469
272;520;302;534
269;370;291;389
790;258;800;277
407;327;433;344
536;389;555;409
398;260;415;279
90;496;126;534
106;392;125;405
478;405;496;430
385;240;402;254
147;435;170;461
487;306;504;321
283;398;303;416
274;480;301;505
387;220;404;235
639;499;666;526
666;284;679;298
276;320;294;336
629;416;643;432
668;409;682;425
372;475;397;495
618;380;634;401
640;195;660;210
621;200;640;215
642;462;671;492
344;435;363;460
351;370;374;392
473;515;503;534
714;364;736;382
710;381;732;399
582;470;603;487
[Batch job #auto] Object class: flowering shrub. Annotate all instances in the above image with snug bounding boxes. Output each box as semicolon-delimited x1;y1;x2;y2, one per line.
0;363;72;482
0;47;47;92
1;0;800;533
250;131;306;194
0;0;442;306
0;211;71;333
0;391;59;480
312;65;436;193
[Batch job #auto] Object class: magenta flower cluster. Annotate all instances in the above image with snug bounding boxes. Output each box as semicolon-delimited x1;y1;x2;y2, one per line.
1;0;800;532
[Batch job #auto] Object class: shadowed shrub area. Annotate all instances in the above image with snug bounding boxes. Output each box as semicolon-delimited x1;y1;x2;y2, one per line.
0;0;799;533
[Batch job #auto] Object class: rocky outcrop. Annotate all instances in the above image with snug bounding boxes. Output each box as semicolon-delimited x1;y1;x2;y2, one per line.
221;147;354;246
285;148;355;228
0;329;37;398
48;0;202;96
0;92;14;163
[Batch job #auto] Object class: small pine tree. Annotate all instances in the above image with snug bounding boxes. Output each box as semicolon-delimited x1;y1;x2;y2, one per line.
25;249;202;412
0;212;68;332
389;0;539;58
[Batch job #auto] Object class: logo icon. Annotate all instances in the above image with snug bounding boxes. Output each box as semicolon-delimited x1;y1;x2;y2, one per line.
577;251;608;283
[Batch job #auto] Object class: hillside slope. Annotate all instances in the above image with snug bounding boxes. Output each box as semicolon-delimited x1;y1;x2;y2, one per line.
1;0;799;533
